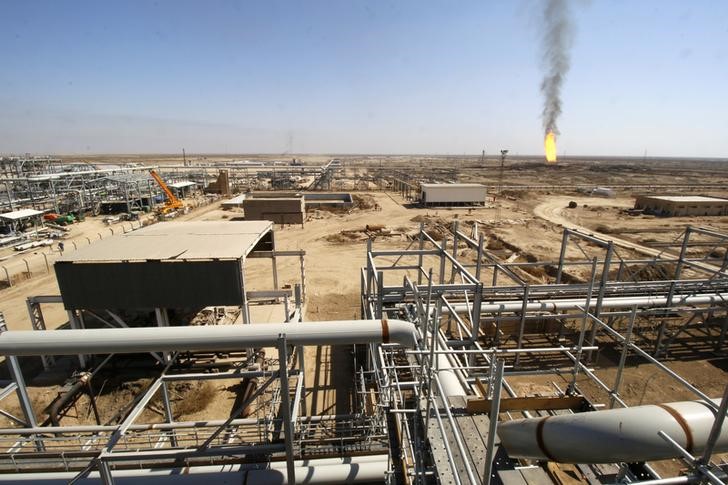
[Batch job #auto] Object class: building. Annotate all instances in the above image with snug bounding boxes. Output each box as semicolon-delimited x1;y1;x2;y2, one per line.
55;221;274;312
634;195;728;217
0;208;44;234
168;180;197;198
243;196;306;225
420;183;487;207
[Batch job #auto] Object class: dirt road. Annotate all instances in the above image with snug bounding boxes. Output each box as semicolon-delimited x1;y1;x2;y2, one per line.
534;196;682;259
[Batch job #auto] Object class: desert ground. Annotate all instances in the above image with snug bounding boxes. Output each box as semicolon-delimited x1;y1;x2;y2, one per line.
0;155;727;475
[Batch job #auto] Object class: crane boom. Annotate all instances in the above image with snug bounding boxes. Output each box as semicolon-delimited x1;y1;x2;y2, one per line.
150;170;183;213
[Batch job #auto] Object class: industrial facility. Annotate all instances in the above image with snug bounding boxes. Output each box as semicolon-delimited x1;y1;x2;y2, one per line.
0;154;726;485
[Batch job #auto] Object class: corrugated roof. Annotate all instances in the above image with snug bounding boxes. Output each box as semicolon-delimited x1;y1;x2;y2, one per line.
58;221;272;262
0;208;44;220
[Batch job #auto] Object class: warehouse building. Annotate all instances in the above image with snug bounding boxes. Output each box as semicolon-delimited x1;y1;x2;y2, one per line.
420;183;487;207
243;195;306;225
634;195;728;217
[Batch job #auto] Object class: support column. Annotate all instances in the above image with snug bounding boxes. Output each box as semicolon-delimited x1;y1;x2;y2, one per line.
155;308;171;364
450;221;459;283
67;310;87;368
483;359;504;483
0;315;42;451
277;337;296;484
299;253;306;302
439;238;448;285
160;381;178;447
271;231;279;290
555;230;570;284
240;260;251;325
417;222;425;286
610;306;636;409
475;234;484;281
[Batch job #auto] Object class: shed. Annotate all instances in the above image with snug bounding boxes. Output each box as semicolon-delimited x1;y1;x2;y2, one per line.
54;221;274;310
0;208;44;233
420;183;487;206
634;195;728;217
168;181;197;198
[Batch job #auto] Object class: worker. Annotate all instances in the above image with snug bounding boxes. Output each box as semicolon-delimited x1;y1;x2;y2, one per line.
58;242;65;254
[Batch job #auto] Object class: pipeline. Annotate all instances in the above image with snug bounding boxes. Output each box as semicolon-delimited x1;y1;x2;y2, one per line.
46;372;100;426
0;455;388;484
498;399;728;463
446;292;728;315
0;319;418;357
238;350;266;418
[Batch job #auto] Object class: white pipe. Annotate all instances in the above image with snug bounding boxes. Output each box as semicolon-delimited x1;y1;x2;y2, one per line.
435;332;467;397
0;456;388;484
246;461;386;484
0;319;417;356
498;399;727;463
447;293;728;315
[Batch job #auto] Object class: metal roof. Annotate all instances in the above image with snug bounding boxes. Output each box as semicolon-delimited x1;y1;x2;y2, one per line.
168;181;197;189
641;196;728;203
58;220;273;262
0;208;43;221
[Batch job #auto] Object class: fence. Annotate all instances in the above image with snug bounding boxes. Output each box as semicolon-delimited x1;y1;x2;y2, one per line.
0;221;145;289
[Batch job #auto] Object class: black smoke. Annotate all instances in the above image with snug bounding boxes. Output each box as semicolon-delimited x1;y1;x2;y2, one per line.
540;0;573;136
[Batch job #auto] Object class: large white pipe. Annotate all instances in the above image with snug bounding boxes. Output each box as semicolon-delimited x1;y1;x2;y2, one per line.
447;292;728;315
0;319;417;356
435;332;468;397
0;456;388;484
498;399;727;463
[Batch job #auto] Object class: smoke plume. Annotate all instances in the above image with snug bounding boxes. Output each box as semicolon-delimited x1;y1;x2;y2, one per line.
540;0;573;135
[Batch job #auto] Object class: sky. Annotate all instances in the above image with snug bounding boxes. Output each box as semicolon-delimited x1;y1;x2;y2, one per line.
0;1;727;157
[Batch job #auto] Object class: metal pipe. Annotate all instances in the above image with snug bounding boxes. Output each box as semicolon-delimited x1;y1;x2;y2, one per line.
0;319;418;356
0;456;388;484
446;292;728;315
498;399;728;463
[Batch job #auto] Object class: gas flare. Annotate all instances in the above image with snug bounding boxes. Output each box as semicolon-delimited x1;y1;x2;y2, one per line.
544;131;557;163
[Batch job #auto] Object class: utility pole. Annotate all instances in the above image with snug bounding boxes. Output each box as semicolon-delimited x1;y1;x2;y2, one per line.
496;150;508;222
498;150;508;195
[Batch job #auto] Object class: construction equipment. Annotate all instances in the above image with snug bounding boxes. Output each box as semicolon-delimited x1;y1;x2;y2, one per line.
150;170;183;215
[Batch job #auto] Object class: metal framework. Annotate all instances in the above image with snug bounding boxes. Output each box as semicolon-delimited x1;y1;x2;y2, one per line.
1;221;727;484
360;222;728;484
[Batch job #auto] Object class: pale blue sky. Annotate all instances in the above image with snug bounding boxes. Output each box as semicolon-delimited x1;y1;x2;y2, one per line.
1;1;727;157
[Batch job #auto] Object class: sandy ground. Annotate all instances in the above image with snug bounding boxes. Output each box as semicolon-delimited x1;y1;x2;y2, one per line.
0;179;726;474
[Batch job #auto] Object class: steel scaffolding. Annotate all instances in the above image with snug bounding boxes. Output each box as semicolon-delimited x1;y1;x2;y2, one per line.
361;223;728;484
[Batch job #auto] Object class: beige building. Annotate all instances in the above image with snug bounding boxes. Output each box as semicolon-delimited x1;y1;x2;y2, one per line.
420;183;487;207
634;195;728;217
243;196;306;225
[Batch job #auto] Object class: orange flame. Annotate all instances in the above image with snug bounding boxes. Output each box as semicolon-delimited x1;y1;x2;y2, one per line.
544;131;557;163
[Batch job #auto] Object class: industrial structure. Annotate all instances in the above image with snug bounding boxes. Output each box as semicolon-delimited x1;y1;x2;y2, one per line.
0;217;726;483
0;153;727;484
635;195;728;217
243;195;306;225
